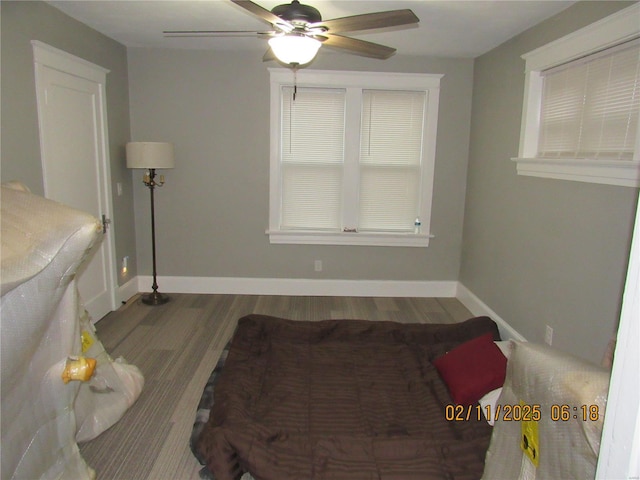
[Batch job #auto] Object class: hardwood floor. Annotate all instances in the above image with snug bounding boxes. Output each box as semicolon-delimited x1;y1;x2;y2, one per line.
79;294;473;480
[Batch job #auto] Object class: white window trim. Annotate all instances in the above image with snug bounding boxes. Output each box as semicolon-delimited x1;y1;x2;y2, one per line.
514;3;640;188
267;69;442;247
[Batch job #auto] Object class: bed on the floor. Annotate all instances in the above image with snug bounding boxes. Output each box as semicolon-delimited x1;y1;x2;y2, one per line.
191;314;507;480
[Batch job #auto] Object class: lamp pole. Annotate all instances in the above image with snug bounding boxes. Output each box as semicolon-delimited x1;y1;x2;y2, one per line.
142;168;169;305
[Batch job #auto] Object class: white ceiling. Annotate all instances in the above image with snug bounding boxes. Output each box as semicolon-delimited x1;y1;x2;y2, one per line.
47;0;576;58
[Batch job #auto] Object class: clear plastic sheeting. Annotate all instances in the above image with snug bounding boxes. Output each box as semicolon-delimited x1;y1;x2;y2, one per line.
1;183;143;479
74;308;144;443
482;341;610;480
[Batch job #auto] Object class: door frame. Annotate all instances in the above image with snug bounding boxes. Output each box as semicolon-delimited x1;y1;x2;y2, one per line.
31;40;118;319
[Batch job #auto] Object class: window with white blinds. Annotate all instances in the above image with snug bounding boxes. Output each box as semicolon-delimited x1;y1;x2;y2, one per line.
359;90;425;232
281;87;345;230
268;69;442;247
515;3;640;187
538;40;640;161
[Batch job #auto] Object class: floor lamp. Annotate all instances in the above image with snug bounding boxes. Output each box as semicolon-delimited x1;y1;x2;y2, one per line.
126;142;175;305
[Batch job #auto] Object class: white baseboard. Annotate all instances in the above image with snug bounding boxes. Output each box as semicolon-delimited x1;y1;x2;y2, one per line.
136;275;458;298
456;283;526;341
130;276;524;340
117;277;139;305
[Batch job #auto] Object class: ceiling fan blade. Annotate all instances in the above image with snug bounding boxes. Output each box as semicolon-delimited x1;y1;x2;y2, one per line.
163;30;274;37
231;0;293;31
319;34;396;59
309;9;418;34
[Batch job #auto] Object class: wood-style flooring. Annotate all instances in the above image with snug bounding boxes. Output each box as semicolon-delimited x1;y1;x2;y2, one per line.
80;293;474;480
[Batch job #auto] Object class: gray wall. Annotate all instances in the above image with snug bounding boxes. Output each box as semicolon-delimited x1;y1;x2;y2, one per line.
460;1;638;362
4;1;636;363
128;49;474;282
0;1;137;284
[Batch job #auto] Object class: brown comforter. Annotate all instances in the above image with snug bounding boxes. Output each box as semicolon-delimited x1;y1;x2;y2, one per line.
196;314;499;480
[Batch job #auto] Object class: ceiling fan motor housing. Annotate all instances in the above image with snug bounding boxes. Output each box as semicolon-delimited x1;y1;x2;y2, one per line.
271;0;322;25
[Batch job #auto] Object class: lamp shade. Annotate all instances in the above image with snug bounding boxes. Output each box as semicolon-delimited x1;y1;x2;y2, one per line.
268;35;321;65
126;142;175;169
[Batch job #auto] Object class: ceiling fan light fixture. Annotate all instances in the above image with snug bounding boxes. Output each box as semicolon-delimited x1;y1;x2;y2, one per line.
268;34;321;65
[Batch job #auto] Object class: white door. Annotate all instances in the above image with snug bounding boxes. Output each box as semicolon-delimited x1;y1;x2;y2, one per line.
33;41;116;322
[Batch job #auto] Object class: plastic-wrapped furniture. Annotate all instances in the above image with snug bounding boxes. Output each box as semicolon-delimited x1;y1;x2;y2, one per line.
1;183;143;480
482;340;610;480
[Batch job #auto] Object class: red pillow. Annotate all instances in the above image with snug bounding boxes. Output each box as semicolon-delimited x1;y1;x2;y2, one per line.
433;332;507;406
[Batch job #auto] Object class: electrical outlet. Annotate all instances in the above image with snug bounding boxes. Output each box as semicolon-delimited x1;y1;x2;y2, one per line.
545;325;553;345
314;260;322;272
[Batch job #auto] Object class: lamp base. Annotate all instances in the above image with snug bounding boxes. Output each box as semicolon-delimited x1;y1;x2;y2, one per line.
141;291;170;306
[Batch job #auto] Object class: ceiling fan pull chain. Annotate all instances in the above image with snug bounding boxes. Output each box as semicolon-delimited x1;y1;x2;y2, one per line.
292;64;298;101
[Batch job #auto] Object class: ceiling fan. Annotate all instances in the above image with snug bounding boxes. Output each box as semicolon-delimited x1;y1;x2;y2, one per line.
164;0;419;66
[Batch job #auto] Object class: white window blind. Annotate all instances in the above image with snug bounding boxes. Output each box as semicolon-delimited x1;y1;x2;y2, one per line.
538;40;640;161
280;86;345;230
359;90;425;232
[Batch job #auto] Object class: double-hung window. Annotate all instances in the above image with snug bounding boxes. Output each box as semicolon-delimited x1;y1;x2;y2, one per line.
514;3;640;187
268;69;442;247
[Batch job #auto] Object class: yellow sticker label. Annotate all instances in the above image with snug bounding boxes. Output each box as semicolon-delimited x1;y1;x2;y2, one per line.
81;330;94;353
520;400;539;467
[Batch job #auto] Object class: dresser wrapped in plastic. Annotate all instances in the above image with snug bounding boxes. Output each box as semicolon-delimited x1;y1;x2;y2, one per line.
1;183;143;480
481;340;610;480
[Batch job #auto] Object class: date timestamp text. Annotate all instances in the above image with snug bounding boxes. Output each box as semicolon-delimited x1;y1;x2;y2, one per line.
445;404;600;422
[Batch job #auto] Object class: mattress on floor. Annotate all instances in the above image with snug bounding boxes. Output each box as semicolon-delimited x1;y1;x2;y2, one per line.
192;314;500;480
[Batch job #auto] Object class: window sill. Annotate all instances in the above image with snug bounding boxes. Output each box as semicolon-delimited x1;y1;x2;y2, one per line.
512;157;640;188
266;230;433;247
